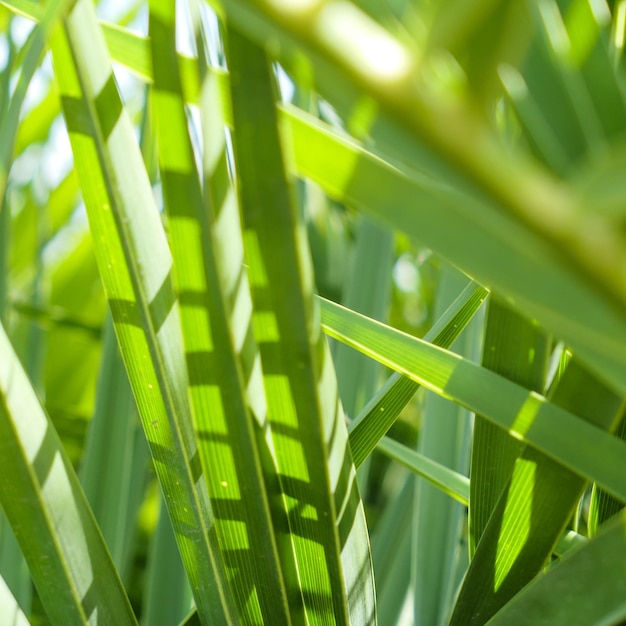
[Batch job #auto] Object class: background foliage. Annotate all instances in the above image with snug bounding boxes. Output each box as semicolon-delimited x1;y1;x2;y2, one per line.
1;0;626;624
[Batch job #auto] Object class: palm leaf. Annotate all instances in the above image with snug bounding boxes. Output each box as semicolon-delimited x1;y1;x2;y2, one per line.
469;298;550;555
148;1;292;620
348;280;487;467
215;0;626;403
451;358;624;625
320;297;626;503
0;574;30;626
412;267;479;626
0;321;136;624
228;26;376;624
487;510;626;626
48;1;237;620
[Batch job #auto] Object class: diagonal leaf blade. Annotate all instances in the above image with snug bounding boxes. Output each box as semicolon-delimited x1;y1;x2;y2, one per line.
48;1;237;621
0;322;136;624
469;298;550;555
148;0;292;620
451;357;624;625
228;26;376;625
487;510;626;626
320;297;626;504
348;281;488;468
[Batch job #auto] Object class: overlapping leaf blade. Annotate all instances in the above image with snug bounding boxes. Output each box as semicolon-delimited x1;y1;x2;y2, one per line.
228;27;376;625
487;510;626;626
0;574;30;626
148;0;292;620
214;0;626;404
589;412;626;535
0;322;136;624
348;280;488;467
48;1;237;621
2;0;626;624
451;358;624;625
469;299;550;555
320;298;626;503
333;215;393;495
412;268;479;626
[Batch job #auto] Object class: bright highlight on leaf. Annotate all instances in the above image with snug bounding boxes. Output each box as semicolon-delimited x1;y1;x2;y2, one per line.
494;459;536;591
316;2;413;82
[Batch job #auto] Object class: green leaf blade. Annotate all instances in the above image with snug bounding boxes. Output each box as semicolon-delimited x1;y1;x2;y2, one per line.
320;297;626;504
228;27;376;625
148;1;292;620
487;511;626;626
469;298;550;555
49;2;238;621
0;322;137;625
347;280;488;468
452;358;623;625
